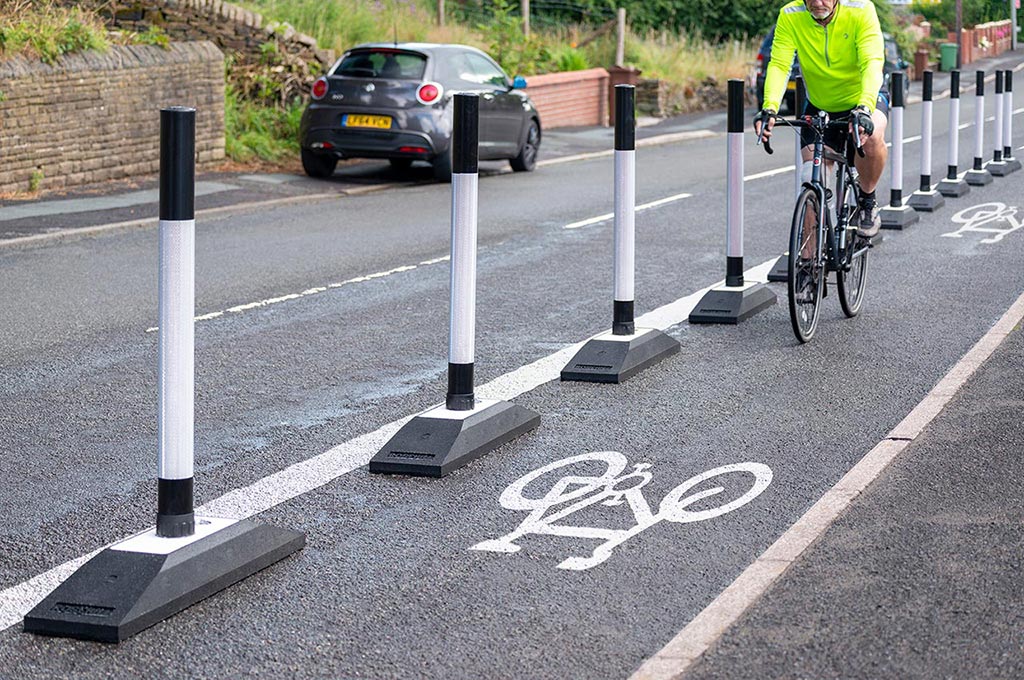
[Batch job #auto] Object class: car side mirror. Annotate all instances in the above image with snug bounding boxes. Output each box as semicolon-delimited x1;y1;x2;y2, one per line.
512;75;527;90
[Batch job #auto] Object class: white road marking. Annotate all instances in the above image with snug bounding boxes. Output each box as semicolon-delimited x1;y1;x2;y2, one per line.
0;258;778;632
563;193;693;229
472;452;772;571
629;290;1024;680
942;202;1023;243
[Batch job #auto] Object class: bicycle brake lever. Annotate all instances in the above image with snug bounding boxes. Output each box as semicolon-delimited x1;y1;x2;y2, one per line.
853;124;866;157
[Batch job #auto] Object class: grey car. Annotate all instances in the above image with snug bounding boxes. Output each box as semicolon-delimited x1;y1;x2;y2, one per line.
299;43;542;181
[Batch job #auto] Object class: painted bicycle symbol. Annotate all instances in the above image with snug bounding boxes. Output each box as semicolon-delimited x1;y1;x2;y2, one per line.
470;452;773;571
942;202;1024;243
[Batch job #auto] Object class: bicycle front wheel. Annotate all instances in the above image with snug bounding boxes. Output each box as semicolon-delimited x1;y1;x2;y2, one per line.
788;188;825;343
837;240;869;317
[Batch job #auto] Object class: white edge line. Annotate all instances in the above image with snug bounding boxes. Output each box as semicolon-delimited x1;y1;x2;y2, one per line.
0;258;777;632
629;290;1024;680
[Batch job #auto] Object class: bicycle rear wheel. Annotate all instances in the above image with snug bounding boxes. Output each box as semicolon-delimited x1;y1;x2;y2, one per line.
788;188;825;343
837;239;869;317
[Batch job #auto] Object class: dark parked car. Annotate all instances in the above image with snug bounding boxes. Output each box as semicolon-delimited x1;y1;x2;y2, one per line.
754;28;909;113
299;43;542;181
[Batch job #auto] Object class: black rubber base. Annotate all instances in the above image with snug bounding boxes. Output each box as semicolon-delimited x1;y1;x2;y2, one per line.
560;328;680;383
907;190;945;212
767;254;789;282
23;520;304;643
880;205;921;230
987;160;1014;177
965;169;994;186
688;283;777;325
936;178;971;198
369;400;540;477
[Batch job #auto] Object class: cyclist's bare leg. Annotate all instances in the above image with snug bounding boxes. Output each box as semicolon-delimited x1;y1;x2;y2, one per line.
798;146;828;259
853;109;888;193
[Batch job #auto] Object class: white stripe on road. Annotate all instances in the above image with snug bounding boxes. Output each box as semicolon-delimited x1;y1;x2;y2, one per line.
629;290;1024;680
563;192;692;229
0;258;777;632
145;258;449;333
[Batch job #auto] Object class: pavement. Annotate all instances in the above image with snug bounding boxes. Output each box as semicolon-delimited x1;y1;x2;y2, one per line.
1;49;1023;679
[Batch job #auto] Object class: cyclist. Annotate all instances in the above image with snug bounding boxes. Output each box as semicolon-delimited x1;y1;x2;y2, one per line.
754;0;888;238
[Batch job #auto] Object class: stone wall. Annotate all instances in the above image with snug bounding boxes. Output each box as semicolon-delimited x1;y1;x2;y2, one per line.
0;42;224;194
525;68;610;129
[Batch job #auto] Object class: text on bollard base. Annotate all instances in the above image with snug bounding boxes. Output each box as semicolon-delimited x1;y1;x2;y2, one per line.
369;400;540;477
23;518;305;643
561;329;680;384
689;282;777;325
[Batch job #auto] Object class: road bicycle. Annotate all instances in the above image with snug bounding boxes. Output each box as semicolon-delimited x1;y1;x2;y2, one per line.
760;111;874;343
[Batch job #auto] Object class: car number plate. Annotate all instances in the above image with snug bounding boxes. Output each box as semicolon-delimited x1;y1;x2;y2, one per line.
344;114;392;129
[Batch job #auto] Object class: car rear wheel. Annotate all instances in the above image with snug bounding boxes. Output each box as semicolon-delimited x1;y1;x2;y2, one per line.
301;148;338;179
510;120;540;172
431;148;453;182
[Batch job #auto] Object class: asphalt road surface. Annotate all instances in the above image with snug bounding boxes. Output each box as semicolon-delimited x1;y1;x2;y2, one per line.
1;60;1023;678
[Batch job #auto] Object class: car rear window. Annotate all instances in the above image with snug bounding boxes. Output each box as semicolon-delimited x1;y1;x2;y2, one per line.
334;50;427;80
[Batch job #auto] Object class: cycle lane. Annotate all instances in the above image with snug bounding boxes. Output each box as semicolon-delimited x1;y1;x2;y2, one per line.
1;161;1023;677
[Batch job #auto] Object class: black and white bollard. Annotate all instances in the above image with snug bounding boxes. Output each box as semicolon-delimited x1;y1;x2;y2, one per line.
561;86;680;383
1000;70;1021;173
908;71;945;212
690;80;776;324
987;70;1010;176
937;70;971;197
880;72;920;229
768;77;806;283
24;107;305;643
370;94;539;477
966;70;994;186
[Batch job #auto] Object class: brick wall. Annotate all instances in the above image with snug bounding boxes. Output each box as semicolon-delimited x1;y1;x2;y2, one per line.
0;42;224;195
525;68;610;129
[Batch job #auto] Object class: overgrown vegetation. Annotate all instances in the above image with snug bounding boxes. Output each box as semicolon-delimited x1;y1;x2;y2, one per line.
0;0;109;64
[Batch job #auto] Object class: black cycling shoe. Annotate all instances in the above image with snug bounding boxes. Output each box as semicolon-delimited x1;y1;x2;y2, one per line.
855;196;881;238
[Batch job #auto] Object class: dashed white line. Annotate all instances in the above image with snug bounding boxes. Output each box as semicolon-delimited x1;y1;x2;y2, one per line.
563;192;693;229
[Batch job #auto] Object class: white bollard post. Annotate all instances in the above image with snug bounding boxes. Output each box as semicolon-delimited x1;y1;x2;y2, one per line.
561;85;679;382
966;70;994;185
881;72;920;228
690;79;776;324
909;70;945;212
1001;69;1022;172
937;70;970;197
24;107;304;643
371;93;539;477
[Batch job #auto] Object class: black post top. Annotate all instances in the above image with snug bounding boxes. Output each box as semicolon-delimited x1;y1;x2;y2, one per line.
922;70;933;101
950;70;960;98
891;72;904;108
727;79;744;133
159;107;196;221
976;70;985;96
452;93;479;174
614;85;636;151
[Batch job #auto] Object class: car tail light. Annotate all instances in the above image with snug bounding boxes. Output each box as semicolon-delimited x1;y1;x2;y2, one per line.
311;77;328;100
416;82;443;106
398;146;429;154
756;53;765;76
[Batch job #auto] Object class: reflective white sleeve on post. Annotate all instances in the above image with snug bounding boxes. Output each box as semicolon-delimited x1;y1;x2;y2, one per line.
1005;88;1013;150
448;173;478;365
892;106;904;191
994;93;1004;151
158;219;195;480
947;98;960;168
921;101;933;175
613;149;635;302
975;93;985;158
726;132;743;259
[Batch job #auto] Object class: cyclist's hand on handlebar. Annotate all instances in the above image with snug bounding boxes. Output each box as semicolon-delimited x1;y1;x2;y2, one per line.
753;108;777;154
851;105;874;137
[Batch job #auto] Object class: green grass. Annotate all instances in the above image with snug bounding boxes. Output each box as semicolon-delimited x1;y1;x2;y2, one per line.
224;84;304;163
0;1;109;64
